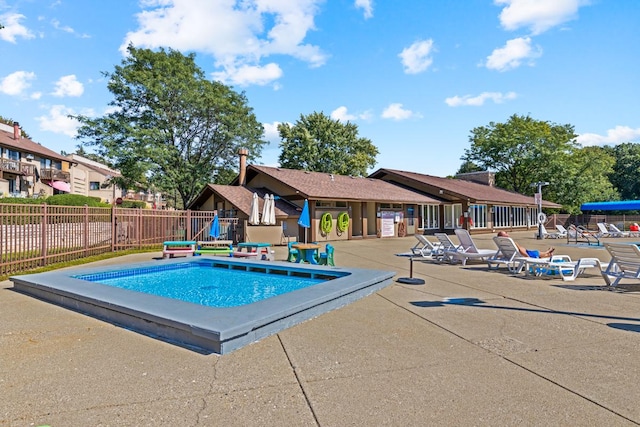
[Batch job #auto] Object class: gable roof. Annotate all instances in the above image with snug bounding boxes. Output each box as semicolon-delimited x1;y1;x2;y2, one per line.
190;184;296;217
370;168;561;208
243;165;440;204
0;126;71;164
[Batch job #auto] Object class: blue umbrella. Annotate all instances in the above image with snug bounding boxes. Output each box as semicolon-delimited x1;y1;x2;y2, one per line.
209;214;220;239
298;199;310;243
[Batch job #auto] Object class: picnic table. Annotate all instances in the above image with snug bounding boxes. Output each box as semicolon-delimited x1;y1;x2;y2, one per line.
236;242;274;261
162;241;196;258
291;243;320;264
195;240;233;256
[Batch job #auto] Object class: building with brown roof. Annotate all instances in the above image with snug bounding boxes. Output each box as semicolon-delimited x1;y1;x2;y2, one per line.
0;122;73;198
369;168;561;234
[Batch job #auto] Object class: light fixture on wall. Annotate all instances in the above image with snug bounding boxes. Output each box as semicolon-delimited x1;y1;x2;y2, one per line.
25;154;34;162
439;189;444;194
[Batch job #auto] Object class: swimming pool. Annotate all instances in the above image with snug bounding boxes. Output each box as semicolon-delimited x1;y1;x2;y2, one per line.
10;257;395;354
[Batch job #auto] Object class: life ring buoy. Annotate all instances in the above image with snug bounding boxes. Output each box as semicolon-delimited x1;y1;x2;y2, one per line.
320;213;333;235
537;212;547;224
337;212;349;233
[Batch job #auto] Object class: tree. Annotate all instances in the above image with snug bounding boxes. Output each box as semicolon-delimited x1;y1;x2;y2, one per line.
604;143;640;200
0;116;31;139
278;112;378;176
462;114;579;195
74;45;266;208
456;160;483;175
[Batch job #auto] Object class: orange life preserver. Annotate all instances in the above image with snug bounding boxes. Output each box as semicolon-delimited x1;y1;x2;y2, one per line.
459;215;473;227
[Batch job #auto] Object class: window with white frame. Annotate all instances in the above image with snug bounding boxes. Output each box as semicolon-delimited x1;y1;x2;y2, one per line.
444;204;462;229
421;204;439;229
493;205;511;228
468;204;487;228
512;206;528;227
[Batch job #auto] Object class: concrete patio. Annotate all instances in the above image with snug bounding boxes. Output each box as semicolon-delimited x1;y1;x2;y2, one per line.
2;231;640;426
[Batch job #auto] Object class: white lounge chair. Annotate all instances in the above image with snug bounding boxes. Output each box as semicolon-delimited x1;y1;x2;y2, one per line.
446;229;498;265
555;224;568;238
536;224;562;239
487;236;550;274
596;222;611;238
526;255;605;281
434;233;461;262
601;243;640;287
607;223;630;238
410;234;441;258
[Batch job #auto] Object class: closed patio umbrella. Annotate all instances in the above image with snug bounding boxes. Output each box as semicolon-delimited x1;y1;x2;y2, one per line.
261;193;271;225
268;194;276;225
248;193;260;225
209;213;220;239
298;199;310;243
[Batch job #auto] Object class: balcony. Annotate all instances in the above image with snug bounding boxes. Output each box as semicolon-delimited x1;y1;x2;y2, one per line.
0;159;36;176
40;168;70;182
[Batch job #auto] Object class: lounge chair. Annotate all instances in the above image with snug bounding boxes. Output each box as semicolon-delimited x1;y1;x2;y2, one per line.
555;224;568;238
526;255;605;281
536;224;562;239
410;234;441;258
487;236;550;274
601;242;640;287
596;223;611;238
434;233;462;262
446;229;498;265
608;223;630;238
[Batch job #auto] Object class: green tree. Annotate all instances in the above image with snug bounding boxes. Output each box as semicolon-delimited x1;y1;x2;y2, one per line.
462;114;579;195
0;116;31;139
74;45;266;208
456;160;483;175
278;112;378;176
604;142;640;200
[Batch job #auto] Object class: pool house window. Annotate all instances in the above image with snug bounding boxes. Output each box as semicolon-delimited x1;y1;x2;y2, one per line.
421;204;439;229
511;206;528;227
444;204;462;229
493;205;511;228
468;204;487;229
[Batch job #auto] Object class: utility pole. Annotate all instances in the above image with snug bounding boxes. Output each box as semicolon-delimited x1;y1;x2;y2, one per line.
531;181;550;240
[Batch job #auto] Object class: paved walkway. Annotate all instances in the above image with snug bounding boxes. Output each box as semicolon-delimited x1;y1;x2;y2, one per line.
3;232;640;426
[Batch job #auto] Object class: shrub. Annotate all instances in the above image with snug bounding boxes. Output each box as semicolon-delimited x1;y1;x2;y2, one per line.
0;197;44;205
119;200;147;209
46;194;110;207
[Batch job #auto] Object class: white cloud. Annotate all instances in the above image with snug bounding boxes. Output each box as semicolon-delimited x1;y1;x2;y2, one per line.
445;91;517;107
495;0;584;35
35;105;85;137
0;71;36;96
52;75;84;97
485;37;541;71
262;121;283;142
0;13;35;43
355;0;373;19
51;19;74;34
399;39;435;74
381;103;420;121
121;0;327;86
330;106;371;122
212;63;283;87
577;126;640;147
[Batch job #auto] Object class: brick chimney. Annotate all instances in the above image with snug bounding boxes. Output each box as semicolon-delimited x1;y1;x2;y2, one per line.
238;148;248;186
13;122;20;140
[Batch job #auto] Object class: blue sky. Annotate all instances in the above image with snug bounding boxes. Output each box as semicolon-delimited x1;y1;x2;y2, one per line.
1;0;639;177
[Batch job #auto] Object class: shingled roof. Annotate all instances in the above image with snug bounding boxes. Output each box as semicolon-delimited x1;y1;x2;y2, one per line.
370;168;561;208
245;165;440;204
0;124;71;164
191;184;296;217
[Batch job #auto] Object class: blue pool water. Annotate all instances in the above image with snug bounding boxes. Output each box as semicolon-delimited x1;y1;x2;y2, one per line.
74;262;326;308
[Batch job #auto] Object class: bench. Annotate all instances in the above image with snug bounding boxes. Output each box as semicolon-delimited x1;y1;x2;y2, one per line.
162;241;196;259
195;240;233;256
231;252;260;259
602;243;640;287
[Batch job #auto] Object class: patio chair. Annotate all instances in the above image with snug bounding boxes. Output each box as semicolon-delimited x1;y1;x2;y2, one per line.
287;241;299;262
410;234;441;258
536;224;561;239
318;244;335;266
447;229;498;265
555;224;568;238
526;255;606;282
434;233;462;262
596;223;611;237
601;242;640;287
487;236;551;274
607;223;630;238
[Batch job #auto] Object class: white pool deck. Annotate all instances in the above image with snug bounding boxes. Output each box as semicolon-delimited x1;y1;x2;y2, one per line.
3;231;640;426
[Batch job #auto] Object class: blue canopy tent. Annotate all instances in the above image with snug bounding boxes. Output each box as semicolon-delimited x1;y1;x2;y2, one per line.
581;200;640;211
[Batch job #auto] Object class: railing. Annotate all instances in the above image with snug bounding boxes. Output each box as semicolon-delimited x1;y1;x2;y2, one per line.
0;204;228;277
40;168;70;182
0;159;35;176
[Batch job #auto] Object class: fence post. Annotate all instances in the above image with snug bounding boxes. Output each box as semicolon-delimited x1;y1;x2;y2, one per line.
42;203;48;266
111;205;116;252
187;210;192;241
84;205;89;257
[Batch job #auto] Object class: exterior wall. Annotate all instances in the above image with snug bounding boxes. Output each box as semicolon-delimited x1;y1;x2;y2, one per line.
245;224;284;245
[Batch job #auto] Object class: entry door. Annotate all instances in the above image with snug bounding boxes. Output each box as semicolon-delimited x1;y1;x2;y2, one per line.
406;205;416;235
